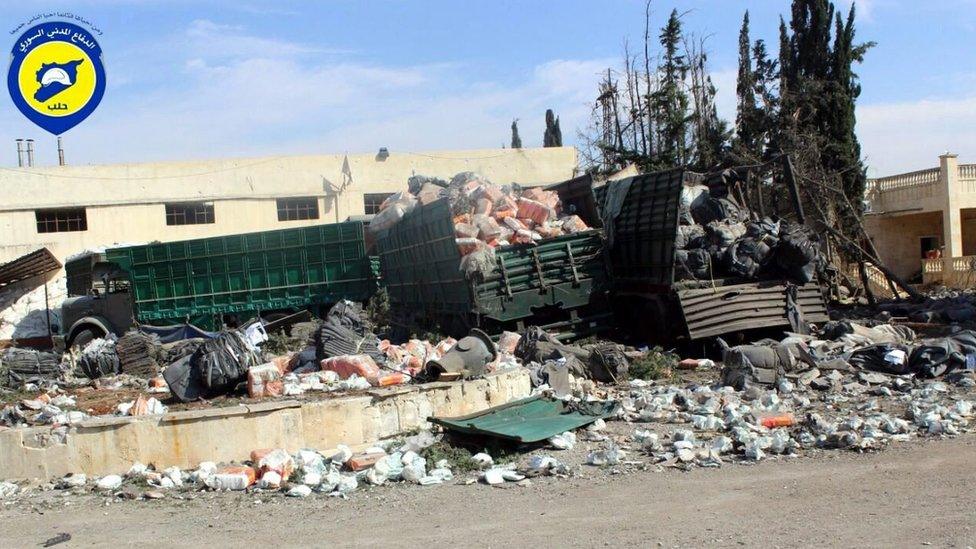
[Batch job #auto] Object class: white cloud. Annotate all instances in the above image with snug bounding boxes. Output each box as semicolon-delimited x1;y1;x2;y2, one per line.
857;95;976;176
0;19;614;166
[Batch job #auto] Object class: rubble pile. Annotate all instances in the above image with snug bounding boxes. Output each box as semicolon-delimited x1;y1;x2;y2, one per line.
369;172;592;276
675;180;820;283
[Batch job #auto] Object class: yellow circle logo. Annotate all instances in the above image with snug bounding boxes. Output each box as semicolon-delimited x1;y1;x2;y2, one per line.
17;41;97;117
8;21;106;135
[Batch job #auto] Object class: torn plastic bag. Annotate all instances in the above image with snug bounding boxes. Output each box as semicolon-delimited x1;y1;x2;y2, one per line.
79;337;121;380
460;246;497;279
908;330;976;378
679;184;710;225
774;227;820;284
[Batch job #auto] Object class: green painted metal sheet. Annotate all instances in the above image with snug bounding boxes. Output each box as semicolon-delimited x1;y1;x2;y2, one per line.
429;395;619;443
104;221;377;324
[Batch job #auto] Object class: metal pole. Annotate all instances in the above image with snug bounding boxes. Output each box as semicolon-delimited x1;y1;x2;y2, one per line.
44;282;52;340
25;139;35;167
15;139;24;167
57;136;65;166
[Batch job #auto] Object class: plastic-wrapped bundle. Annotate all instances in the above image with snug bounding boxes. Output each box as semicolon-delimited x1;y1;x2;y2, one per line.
516;197;554;225
79;337;121;379
705;221;747;250
675;224;706;250
317;301;385;363
116;330;161;378
2;348;62;387
189;330;261;396
678;184;710;225
774;226;820;284
675;248;712;280
723;238;773;279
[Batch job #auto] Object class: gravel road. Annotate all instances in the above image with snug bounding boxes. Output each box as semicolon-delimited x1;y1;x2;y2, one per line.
3;435;974;548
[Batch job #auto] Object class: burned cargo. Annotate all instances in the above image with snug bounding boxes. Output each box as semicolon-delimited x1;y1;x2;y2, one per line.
374;172;611;339
596;167;829;342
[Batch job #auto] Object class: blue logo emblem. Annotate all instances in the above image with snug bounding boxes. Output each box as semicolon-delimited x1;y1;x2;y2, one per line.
7;21;106;135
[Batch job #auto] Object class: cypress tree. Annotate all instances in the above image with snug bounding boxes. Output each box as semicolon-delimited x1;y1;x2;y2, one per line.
510;119;523;149
826;4;874;215
543;109;563;147
650;9;691;168
734;12;760;163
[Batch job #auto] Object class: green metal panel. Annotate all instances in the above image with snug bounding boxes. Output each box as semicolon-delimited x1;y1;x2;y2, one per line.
430;395;620;443
105;221;376;323
376;198;610;328
602;168;684;289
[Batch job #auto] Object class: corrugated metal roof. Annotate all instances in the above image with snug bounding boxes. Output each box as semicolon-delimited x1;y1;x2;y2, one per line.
0;248;61;287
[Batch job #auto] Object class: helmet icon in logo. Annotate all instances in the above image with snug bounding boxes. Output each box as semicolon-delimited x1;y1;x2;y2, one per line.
35;60;84;102
7;21;105;135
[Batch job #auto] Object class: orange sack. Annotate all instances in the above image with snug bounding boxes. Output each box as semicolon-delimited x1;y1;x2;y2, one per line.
561;215;589;233
493;196;518;220
320;354;381;381
248;362;284;398
517;197;553;225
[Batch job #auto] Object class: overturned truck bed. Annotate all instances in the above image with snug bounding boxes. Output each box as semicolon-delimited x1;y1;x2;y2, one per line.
376;197;610;339
597;168;829;342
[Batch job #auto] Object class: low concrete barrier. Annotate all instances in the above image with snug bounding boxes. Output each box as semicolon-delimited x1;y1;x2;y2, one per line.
0;369;531;480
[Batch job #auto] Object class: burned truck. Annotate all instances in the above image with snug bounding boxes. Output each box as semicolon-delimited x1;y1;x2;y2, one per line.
60;221;377;347
596;167;829;343
375;174;611;340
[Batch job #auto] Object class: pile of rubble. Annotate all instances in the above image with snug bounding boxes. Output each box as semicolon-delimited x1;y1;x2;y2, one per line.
369;172;592;276
1;313;974;502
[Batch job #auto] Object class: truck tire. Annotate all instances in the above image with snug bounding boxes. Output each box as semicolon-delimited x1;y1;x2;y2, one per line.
70;326;104;350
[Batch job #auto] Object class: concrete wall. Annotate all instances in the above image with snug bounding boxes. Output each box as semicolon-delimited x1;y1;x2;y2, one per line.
863;211;943;280
0;147;578;264
0;369;532;480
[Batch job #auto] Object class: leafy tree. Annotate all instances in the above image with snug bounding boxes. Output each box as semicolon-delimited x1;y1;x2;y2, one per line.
510;119;523;149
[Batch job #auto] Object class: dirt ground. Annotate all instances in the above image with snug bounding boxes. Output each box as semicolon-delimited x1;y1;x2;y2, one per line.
3;435;974;548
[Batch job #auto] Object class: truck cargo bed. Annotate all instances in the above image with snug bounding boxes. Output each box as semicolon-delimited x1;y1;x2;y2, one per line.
377;198;610;336
105;221;376;325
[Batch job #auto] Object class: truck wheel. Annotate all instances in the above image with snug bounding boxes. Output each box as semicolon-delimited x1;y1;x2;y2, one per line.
70;327;104;350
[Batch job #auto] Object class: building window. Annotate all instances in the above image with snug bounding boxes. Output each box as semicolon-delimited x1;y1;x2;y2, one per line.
363;193;393;215
36;208;87;233
276;197;319;221
165;202;215;226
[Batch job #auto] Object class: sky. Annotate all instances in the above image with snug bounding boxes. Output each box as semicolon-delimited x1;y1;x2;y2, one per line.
2;0;974;176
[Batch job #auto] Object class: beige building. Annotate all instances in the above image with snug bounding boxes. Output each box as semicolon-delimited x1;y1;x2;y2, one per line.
864;153;976;288
0;146;578;266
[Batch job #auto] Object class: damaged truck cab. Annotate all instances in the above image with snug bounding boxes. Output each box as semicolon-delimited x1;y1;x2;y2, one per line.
61;253;137;348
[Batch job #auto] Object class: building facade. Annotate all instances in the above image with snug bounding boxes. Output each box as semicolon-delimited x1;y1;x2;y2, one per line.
0;147;578;266
864;153;976;288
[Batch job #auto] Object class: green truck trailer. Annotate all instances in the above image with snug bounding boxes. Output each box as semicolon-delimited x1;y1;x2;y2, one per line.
375;186;611;339
61;221;377;347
